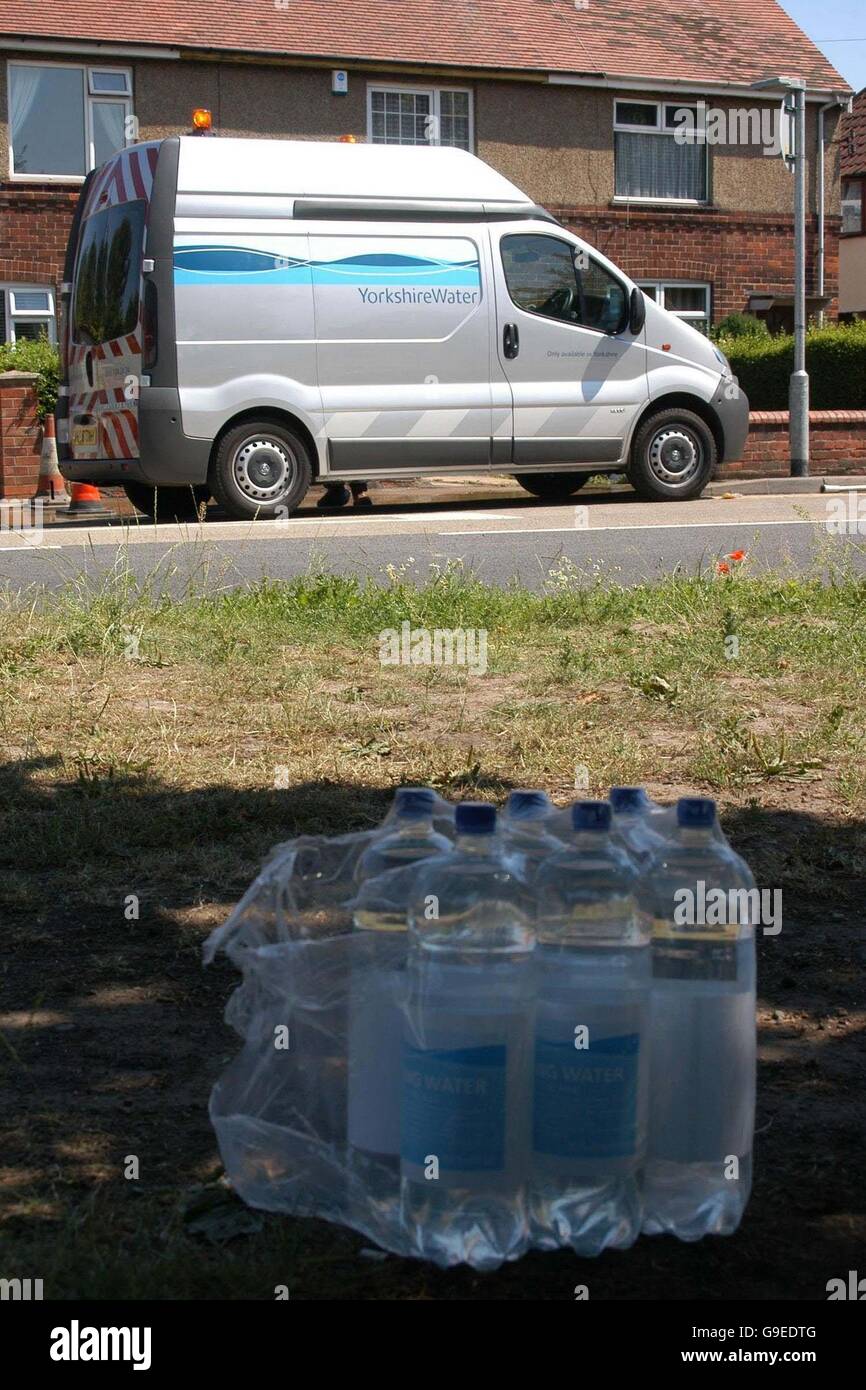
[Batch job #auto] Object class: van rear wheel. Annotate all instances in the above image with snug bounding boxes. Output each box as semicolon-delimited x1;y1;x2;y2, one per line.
628;409;716;501
210;421;313;520
513;472;590;501
123;481;210;522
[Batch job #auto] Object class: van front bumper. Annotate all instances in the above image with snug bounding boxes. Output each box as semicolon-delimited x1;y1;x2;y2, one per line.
713;378;750;462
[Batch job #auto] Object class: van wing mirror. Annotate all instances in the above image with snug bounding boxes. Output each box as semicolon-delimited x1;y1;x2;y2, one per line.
629;286;646;335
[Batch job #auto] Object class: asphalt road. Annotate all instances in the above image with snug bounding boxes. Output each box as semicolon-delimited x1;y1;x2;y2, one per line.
1;487;864;594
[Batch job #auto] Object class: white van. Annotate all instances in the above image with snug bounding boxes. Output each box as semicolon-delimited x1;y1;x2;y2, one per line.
58;137;748;519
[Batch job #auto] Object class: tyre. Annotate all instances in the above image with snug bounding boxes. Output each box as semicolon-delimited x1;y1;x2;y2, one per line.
209;420;313;519
123;481;210;521
512;472;590;501
628;409;716;501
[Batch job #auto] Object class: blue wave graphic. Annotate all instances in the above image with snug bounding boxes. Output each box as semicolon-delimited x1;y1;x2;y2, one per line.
173;244;480;288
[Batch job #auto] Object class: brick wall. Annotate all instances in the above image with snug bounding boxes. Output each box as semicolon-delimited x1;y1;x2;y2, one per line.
719;411;866;479
0;184;841;330
552;206;840;321
0;184;79;341
0;371;41;499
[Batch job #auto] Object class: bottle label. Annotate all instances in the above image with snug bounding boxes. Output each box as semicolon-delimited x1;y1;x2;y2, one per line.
533;1032;640;1160
401;1042;506;1172
652;919;737;981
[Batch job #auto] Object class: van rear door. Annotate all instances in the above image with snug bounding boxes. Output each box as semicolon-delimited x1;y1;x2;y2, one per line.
67;145;159;464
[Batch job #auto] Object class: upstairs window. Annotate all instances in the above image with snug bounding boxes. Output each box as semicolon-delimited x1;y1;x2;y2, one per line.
368;85;472;150
9;61;132;178
614;99;707;203
842;178;865;236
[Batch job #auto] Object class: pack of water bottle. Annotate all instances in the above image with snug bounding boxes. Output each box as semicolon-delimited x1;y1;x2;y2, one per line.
205;785;756;1269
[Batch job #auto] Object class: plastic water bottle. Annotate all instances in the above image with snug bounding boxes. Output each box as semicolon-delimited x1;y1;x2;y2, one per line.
353;787;452;930
400;802;535;1269
609;786;668;865
347;788;452;1206
531;800;650;1254
642;797;757;1239
502;789;561;880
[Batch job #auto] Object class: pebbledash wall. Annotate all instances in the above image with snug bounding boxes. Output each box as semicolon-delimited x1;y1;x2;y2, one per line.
1;374;864;499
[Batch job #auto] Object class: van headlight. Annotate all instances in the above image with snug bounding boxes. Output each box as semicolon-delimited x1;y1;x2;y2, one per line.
713;346;731;374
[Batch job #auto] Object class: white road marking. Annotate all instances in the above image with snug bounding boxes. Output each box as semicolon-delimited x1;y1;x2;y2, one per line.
0;543;61;551
438;518;829;537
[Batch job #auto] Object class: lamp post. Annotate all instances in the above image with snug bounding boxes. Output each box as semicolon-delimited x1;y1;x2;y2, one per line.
755;75;809;477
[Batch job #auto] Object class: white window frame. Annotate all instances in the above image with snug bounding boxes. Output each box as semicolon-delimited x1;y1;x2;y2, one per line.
366;82;474;151
613;97;708;206
7;59;133;182
0;284;57;344
638;280;711;329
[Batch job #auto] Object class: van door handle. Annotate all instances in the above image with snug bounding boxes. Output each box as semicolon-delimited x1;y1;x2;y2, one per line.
503;323;519;359
85;350;95;388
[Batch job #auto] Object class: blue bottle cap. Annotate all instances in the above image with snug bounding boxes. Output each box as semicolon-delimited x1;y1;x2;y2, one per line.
610;786;650;814
571;800;612;832
676;796;716;828
455;801;497;834
393;787;435;819
506;789;550;820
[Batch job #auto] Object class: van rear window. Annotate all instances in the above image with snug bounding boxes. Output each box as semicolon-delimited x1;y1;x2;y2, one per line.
73;200;146;345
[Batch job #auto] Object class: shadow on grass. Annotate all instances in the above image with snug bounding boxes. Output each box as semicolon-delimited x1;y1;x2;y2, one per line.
1;757;864;1300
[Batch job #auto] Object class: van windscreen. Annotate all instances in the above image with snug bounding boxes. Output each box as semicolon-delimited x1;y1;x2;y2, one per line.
73;200;146;345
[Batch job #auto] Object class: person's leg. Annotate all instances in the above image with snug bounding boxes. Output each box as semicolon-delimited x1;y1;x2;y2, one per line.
350;481;372;509
316;483;351;509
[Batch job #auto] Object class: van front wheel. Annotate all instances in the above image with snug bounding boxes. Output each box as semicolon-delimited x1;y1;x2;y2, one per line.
210;421;313;519
628;409;716;501
513;472;589;501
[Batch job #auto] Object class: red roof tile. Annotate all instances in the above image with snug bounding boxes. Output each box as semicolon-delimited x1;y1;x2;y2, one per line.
841;89;866;177
0;0;850;90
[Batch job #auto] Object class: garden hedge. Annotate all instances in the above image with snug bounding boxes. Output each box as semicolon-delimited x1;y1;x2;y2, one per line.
716;321;866;411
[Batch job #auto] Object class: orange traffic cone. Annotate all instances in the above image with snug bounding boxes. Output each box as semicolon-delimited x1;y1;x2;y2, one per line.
33;415;70;505
62;481;111;517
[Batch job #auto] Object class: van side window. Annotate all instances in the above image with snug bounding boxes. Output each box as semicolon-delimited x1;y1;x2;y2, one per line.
500;234;627;335
73;200;146;345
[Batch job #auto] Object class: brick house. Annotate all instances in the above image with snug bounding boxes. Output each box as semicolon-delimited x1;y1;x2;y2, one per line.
839;88;866;319
0;0;852;346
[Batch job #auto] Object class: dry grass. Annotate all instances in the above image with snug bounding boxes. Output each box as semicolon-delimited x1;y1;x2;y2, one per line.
1;553;865;1298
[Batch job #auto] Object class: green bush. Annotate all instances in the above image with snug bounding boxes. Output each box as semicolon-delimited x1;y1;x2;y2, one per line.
713;312;769;340
0;335;61;421
717;320;866;410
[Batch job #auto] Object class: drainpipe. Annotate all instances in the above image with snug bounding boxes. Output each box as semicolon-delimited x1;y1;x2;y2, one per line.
817;94;853;325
